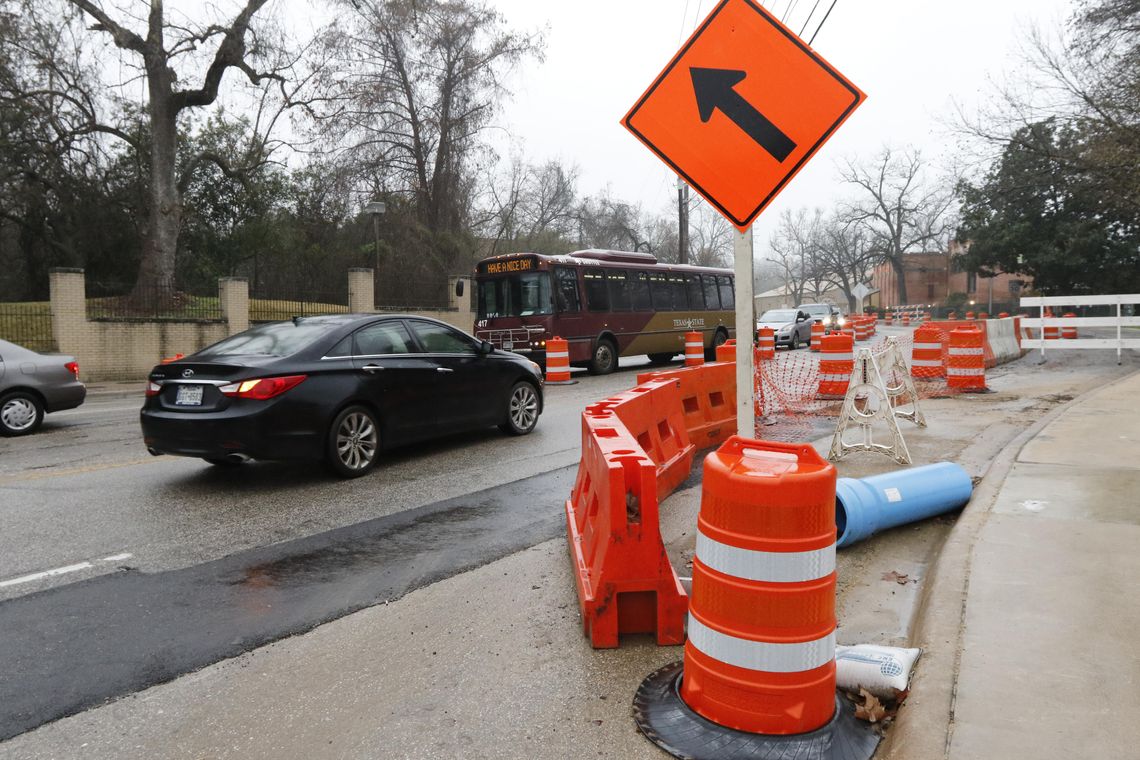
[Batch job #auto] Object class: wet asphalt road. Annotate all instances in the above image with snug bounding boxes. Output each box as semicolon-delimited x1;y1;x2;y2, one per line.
0;357;669;741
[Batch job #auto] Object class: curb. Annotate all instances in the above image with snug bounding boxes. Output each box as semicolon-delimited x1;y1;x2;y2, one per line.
878;367;1140;759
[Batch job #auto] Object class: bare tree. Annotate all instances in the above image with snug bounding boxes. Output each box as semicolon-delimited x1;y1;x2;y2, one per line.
23;0;309;300
476;156;579;255
317;0;542;235
767;207;824;305
687;201;732;268
840;147;954;305
817;213;880;312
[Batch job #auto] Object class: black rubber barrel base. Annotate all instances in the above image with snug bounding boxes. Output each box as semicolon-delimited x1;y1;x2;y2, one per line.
633;661;881;760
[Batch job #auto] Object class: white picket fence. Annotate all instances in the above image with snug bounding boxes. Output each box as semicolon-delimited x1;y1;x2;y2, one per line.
1020;294;1140;364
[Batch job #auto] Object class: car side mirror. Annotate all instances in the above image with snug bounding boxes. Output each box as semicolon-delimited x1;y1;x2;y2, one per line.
479;340;494;354
455;279;465;297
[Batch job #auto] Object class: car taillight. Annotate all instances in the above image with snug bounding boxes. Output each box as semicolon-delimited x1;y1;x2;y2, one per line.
219;375;307;400
146;381;163;397
65;361;79;379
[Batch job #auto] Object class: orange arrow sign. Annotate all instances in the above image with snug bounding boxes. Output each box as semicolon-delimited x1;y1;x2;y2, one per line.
623;0;866;230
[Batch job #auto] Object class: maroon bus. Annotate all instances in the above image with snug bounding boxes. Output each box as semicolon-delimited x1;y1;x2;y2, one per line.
471;249;736;374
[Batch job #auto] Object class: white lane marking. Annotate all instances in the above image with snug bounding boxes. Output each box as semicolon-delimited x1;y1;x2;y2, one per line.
0;562;93;588
0;551;133;588
53;404;142;416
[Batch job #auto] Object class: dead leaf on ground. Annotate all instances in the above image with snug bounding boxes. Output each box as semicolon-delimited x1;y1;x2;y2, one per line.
854;688;888;723
882;570;912;585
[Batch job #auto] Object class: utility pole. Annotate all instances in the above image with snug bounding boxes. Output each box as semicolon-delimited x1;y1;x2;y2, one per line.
677;177;690;265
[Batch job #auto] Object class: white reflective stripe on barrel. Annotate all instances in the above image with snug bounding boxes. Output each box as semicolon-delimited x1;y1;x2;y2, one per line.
687;616;836;673
913;342;942;350
686;342;703;348
696;530;834;583
948;347;984;356
911;359;942;366
546;351;569;359
820;352;853;361
947;367;985;376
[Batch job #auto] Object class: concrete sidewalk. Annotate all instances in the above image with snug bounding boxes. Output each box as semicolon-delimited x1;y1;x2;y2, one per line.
886;369;1140;759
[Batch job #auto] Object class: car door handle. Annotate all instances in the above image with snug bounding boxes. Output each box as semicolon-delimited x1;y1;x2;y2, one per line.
436;367;454;373
361;364;385;374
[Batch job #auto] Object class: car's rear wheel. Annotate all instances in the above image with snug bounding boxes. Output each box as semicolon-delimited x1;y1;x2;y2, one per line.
705;328;728;360
327;405;380;478
588;338;617;375
0;391;44;436
500;381;540;436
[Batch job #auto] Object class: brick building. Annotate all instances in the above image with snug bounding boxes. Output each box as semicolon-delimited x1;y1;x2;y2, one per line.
869;245;1031;310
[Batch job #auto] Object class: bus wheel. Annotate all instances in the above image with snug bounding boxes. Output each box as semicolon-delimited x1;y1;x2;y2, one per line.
647;352;675;365
588;338;617;375
705;329;728;361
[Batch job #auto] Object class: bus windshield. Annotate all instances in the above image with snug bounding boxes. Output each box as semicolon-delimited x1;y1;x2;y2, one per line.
478;272;553;319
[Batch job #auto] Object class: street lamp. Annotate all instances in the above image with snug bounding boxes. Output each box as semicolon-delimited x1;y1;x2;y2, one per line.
364;200;386;271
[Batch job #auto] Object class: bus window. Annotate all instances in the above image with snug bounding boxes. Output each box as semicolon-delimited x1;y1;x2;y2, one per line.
477;272;552;318
718;276;735;309
554;267;581;313
702;275;721;310
584;270;609;311
668;273;688;309
633;272;652;311
649;273;672;310
607;270;632;311
686;275;705;310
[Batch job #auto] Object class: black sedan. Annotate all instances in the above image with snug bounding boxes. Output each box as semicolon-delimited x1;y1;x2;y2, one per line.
140;314;545;477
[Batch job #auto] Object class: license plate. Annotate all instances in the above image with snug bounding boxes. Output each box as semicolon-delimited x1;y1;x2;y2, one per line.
503;341;513;350
175;385;204;406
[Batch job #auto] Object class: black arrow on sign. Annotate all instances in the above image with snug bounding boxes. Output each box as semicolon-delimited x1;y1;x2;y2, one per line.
690;67;797;163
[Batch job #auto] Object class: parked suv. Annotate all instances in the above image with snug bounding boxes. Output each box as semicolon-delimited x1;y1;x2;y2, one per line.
798;303;844;331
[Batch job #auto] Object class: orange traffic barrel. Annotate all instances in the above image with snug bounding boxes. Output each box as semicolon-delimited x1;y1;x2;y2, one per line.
901;314;911;326
979;311;989;319
757;327;775;360
684;330;704;367
947;327;986;392
715;338;736;363
911;325;945;379
810;321;824;352
817;332;853;399
1043;310;1060;340
854;318;870;341
545;337;576;384
965;311;975;320
1062;312;1078;339
680;437;838;734
924;311;932;322
948;311;957;320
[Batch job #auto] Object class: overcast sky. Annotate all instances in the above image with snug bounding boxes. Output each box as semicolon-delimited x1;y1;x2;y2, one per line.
482;0;1076;254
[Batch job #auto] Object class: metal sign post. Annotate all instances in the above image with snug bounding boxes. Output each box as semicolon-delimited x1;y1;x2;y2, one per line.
734;227;755;437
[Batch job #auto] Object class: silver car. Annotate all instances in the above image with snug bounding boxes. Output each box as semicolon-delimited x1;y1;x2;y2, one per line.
0;339;86;436
756;308;814;349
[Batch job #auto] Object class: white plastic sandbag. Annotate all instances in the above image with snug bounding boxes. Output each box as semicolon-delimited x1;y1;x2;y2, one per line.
835;644;921;698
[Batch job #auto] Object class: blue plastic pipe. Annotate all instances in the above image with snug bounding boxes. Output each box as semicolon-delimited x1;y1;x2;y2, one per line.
835;462;973;548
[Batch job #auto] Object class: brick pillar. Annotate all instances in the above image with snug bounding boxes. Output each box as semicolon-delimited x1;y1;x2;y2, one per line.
49;268;86;355
219;277;249;335
348;268;375;313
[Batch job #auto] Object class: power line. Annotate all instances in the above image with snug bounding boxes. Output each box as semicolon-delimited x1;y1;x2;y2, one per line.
798;0;823;38
781;0;801;25
677;0;692;44
809;0;839;45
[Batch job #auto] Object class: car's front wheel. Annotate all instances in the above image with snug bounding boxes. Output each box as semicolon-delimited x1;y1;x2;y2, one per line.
327;405;380;478
500;381;540;436
0;391;44;436
791;332;801;350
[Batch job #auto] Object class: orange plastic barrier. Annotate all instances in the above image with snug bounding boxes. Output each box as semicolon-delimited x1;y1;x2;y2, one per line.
757;327;775;359
585;379;695;500
809;322;824;351
545;336;573;384
681;437;838;734
715;338;736;363
947;327;986;392
817;332;853;399
685;330;704;367
1062;312;1078;339
566;382;692;649
637;362;737;448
